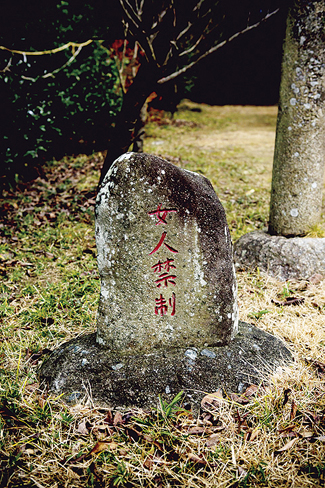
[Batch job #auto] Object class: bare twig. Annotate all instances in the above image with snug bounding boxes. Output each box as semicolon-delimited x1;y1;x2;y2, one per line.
119;0;141;29
0;57;12;73
179;34;204;57
158;9;279;84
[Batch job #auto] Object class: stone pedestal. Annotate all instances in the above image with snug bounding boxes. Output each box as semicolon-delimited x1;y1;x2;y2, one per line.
234;230;325;281
40;154;292;409
40;322;292;408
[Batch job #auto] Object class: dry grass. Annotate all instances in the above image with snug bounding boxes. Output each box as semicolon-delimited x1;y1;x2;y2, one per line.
0;102;325;487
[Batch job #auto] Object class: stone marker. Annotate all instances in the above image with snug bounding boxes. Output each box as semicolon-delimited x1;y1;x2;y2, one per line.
95;151;238;352
40;153;292;409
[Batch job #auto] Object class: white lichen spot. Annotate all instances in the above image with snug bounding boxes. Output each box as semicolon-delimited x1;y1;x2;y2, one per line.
81;358;89;366
147;188;153;193
288;126;292;131
111;363;124;371
101;287;110;299
312;182;317;189
116;213;124;220
294;152;299;157
124;234;128;240
201;349;216;358
290;208;299;217
304;103;311;109
185;349;197;360
165;385;171;394
97;336;106;346
161;170;165;175
300;36;306;45
116;152;134;163
290;98;296;106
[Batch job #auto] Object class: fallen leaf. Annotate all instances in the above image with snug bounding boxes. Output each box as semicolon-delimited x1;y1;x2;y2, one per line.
188;426;208;434
77;420;89;435
144;456;154;469
308;273;324;285
187;453;207;465
206;433;220;447
282;388;291;407
272;297;305;306
24;382;39;393
249;428;260;441
276;438;298;453
201;389;223;410
243;385;258;398
300;431;314;438
113;411;124;426
90;441;112;455
290;400;298;421
143;434;154;442
237;466;247;477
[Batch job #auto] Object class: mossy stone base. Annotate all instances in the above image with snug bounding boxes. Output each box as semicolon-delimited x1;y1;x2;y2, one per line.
39;322;292;409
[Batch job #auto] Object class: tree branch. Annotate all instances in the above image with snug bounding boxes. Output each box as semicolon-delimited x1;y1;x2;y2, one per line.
0;39;93;56
158;8;279;84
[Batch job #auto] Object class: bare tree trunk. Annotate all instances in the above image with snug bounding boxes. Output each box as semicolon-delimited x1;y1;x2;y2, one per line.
99;61;158;185
269;0;325;236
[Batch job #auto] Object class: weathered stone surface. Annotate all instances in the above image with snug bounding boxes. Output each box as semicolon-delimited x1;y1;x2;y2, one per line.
39;321;292;409
95;152;238;353
234;230;325;281
269;0;325;236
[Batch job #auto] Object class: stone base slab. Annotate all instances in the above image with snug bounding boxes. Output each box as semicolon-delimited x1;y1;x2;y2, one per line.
39;322;292;410
234;231;325;281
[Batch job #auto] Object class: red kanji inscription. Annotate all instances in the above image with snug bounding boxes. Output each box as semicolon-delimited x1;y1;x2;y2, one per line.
154;293;176;316
155;294;168;316
149;232;178;255
148;204;177;225
151;258;176;273
155;272;177;288
169;292;176;316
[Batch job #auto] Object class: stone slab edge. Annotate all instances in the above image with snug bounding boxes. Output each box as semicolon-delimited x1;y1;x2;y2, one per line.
39;322;292;410
234;230;325;281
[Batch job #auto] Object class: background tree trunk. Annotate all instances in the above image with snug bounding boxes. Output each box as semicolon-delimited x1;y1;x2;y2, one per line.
99;61;159;185
269;0;325;236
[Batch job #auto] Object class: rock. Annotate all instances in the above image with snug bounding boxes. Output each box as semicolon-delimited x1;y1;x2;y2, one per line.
95;152;238;352
234;230;325;281
39;322;292;409
39;154;293;410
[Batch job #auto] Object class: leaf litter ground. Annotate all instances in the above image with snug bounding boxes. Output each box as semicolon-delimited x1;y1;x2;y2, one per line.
0;102;325;487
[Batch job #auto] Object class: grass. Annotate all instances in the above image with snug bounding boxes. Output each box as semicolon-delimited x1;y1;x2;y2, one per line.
0;101;325;487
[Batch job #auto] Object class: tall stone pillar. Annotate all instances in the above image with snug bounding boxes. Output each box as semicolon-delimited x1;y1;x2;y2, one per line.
269;0;325;236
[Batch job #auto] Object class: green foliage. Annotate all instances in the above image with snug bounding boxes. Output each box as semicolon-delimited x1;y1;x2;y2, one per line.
0;3;122;186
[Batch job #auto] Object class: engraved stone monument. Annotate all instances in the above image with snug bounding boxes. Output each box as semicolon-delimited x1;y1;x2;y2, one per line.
40;153;292;408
